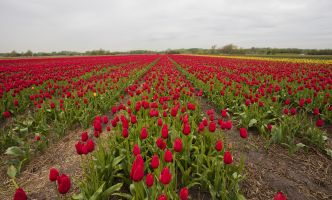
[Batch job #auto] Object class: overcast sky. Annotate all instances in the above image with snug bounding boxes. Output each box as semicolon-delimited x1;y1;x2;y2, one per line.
0;0;331;52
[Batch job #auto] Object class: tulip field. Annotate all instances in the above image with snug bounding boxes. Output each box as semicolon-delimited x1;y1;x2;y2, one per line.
1;55;331;200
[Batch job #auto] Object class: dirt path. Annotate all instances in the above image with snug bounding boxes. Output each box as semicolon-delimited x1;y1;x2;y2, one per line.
197;97;332;200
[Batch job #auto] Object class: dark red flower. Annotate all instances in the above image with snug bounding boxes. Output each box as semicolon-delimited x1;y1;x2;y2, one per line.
57;174;71;194
146;173;154;187
3;111;11;118
161;124;168;139
179;187;189;200
140;127;148;140
86;139;95;152
316;119;324;127
75;141;83;155
13;188;27;200
159;167;172;185
221;109;228;118
81;132;88;142
49;168;59;182
156;138;166;150
150;154;160;169
164;150;173;163
223;151;233;164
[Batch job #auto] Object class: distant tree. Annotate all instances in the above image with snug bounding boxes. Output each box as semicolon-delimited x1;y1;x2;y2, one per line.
24;50;33;57
9;50;19;57
220;44;238;54
210;45;217;54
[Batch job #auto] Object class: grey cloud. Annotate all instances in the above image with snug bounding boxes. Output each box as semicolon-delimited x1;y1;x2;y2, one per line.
0;0;331;52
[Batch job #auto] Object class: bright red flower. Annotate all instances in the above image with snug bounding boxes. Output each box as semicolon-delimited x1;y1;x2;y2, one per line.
182;123;191;135
133;144;141;156
239;128;248;138
158;194;167;200
158;118;163;126
75;141;83;155
102;115;109;124
164;150;173;163
209;121;216;132
159;167;172;185
131;115;137;124
215;140;223;151
57;174;71;194
49;168;59;182
13;188;27;200
221;109;228;118
173;138;183;152
223;151;233;164
86;139;95;152
274;192;287;200
179;187;189;200
130;154;145;182
122;128;129;138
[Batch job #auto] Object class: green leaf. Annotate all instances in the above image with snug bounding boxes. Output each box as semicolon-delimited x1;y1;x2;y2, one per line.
296;143;306;148
5;146;25;157
237;194;247;200
248;119;257;127
72;193;84;200
101;183;123;198
19;127;29;133
89;182;105;200
326;148;332;158
112;192;133;200
7;165;17;179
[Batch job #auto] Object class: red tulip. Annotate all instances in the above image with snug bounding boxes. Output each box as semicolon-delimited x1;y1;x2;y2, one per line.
3;111;11;118
140;127;148;140
81;132;88;142
158;194;167;200
150;154;160;169
75;141;83;155
215;140;223;151
221;109;228;118
156;138;166;150
13;188;27;200
145;173;154;187
179;187;189;200
130;154;144;182
49;168;59;182
122;128;129;138
209;121;216;132
182;123;191;135
133;144;141;156
57;174;71;194
316;119;324;127
159;167;172;185
223;151;233;164
86;139;95;152
173;138;183;152
161;124;168;139
274;192;287;200
239;128;248;138
164;150;173;163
